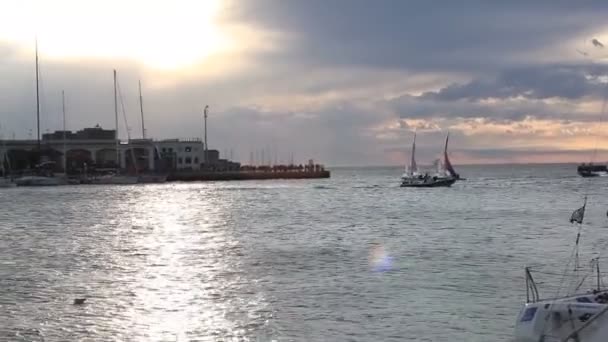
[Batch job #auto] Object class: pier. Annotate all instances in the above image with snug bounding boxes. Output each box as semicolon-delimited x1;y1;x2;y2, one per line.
1;126;331;184
168;169;330;182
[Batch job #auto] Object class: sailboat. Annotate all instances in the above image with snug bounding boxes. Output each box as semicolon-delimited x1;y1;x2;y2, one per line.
513;198;608;341
15;41;64;186
400;132;456;187
135;79;167;184
90;70;138;185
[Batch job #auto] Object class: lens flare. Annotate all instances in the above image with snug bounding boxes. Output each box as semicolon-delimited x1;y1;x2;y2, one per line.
368;243;393;272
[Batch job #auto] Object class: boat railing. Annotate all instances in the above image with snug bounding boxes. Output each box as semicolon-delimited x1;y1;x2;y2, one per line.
525;258;608;303
526;267;540;303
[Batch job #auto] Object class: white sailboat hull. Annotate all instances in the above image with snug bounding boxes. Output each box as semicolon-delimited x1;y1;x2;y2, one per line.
515;293;608;342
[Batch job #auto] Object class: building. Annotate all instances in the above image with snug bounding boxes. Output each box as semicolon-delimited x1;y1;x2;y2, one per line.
156;139;206;170
1;126;241;173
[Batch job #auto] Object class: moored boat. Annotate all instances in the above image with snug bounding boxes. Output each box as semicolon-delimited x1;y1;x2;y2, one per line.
514;198;608;341
0;178;17;188
138;174;168;183
578;163;608;177
90;174;138;185
15;175;65;186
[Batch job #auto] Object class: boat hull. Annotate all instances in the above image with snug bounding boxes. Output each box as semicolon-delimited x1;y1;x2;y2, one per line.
15;176;64;186
138;174;168;183
90;175;139;185
0;179;17;188
400;177;456;188
514;297;608;342
578;171;608;177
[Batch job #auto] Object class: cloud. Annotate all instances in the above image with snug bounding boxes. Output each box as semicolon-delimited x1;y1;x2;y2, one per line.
419;64;608;101
3;1;608;165
225;0;608;72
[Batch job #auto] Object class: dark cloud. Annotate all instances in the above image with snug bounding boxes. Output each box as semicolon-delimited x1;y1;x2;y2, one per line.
226;0;608;72
388;93;587;123
419;64;608;101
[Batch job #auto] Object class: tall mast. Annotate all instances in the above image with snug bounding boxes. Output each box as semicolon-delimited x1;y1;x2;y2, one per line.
35;39;41;152
410;131;417;173
204;105;209;165
114;69;119;170
62;90;66;172
139;80;145;139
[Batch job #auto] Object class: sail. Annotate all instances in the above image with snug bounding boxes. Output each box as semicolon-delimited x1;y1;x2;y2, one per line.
410;132;418;174
443;132;458;177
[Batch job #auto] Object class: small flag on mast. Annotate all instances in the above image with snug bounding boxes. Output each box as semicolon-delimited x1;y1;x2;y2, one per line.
570;198;587;224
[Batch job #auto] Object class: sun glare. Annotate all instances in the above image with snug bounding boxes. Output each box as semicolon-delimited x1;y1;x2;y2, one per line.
0;0;231;70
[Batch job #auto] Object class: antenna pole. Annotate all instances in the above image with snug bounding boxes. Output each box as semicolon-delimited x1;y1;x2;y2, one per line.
35;39;41;153
139;80;145;139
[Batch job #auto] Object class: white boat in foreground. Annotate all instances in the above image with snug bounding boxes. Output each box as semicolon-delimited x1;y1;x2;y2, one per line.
514;199;608;341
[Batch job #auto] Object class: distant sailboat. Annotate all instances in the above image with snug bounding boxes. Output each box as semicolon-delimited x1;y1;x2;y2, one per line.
135;79;167;184
90;70;138;185
400;132;456;188
15;40;64;186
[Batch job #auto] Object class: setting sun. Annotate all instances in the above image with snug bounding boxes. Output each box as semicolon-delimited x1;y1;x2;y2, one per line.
0;0;230;70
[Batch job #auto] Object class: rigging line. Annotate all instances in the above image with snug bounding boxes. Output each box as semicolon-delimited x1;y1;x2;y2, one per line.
555;44;608;296
116;80;131;141
116;80;139;175
554;239;579;299
579;77;608;267
588;74;608;166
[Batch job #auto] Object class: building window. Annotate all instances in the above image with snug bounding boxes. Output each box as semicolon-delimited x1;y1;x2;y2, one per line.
185;157;192;164
185;146;192;152
162;148;166;152
194;157;199;164
169;148;173;153
178;157;183;164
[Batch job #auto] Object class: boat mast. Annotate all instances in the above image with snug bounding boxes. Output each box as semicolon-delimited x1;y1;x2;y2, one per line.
62;90;66;172
35;39;41;153
597;258;601;291
410;131;417;174
204;105;209;166
114;69;119;171
139;80;145;139
444;132;449;174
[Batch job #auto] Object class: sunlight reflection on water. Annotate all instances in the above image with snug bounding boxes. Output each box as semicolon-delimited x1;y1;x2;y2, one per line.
0;165;599;341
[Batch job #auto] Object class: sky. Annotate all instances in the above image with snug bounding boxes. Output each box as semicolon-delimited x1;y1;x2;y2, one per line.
2;0;608;166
